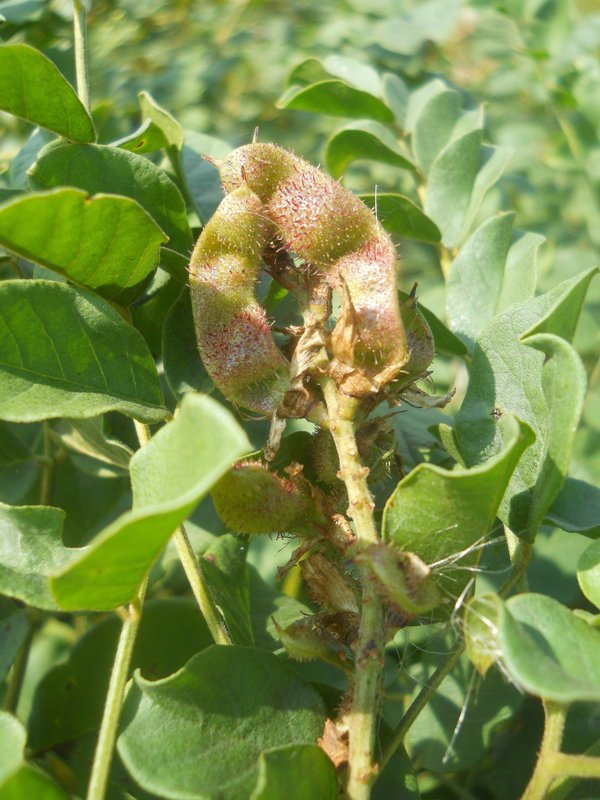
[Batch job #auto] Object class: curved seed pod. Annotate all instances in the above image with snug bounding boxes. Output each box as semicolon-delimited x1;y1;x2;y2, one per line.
211;460;326;537
218;144;411;390
189;185;290;414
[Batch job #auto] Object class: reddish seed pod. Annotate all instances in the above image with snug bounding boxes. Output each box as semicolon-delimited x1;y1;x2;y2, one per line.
218;144;419;389
188;186;290;414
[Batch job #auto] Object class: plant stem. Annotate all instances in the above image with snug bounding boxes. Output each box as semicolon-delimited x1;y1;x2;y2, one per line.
40;421;54;506
172;526;232;645
86;577;147;800
381;638;464;770
521;700;567;800
3;625;34;715
132;421;232;646
320;376;384;800
73;0;91;113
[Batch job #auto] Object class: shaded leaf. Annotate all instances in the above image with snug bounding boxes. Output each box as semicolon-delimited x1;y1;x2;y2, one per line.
200;534;253;646
0;189;167;303
250;745;337;800
180;131;231;224
360;193;440;243
28;598;213;752
498;593;600;703
118;646;326;800
0;44;94;142
277;80;394;122
53;417;133;470
0;598;29;682
546;477;600;537
162;287;212;398
51;394;250;611
29;143;192;254
325;122;414;179
139;90;184;149
0;280;167;424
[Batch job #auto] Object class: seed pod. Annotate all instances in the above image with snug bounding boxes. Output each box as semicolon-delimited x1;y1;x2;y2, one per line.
189;186;290;414
218;144;410;389
301;552;360;614
211;460;326;537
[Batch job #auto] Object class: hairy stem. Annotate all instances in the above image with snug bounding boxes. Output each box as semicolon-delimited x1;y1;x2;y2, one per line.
320;376;383;800
133;421;232;646
172;526;232;645
86;578;147;800
73;0;91;113
521;700;567;800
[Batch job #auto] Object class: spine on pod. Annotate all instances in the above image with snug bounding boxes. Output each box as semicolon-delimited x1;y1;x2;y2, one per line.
218;144;415;391
189;185;290;414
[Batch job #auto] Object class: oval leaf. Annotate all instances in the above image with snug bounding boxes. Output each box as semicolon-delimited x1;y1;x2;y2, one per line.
325;122;414;178
0;44;95;142
117;646;326;800
29;143;192;254
0;280;166;423
0;189;167;303
360;192;441;243
498;593;600;703
50;394;250;611
277;80;394;122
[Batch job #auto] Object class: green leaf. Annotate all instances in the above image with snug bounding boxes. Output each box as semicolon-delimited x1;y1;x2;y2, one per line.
382;73;409;128
29;143;192;254
0;44;95;142
498;593;600;703
200;534;253;646
250;745;337;800
325;122;414;179
370;0;462;56
111;117;170;154
413;88;463;176
50;394;250;610
0;597;29;682
277;81;394;122
408;649;522;772
53;417;133;470
359;193;441;244
117;646;326;800
398;291;467;357
8;128;55;190
518;333;587;535
0;712;70;798
138;90;184;149
546;478;600;537
425;129;483;248
0;189;167;303
383;415;534;599
28;597;213;752
0;502;74;610
180;131;231;224
447;213;516;347
577;540;600;610
459;145;513;241
0;280;167;424
456;268;598;540
162;288;213;398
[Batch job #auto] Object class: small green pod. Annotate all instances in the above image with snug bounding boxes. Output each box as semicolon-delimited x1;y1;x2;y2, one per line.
211;460;326;537
189;186;290;414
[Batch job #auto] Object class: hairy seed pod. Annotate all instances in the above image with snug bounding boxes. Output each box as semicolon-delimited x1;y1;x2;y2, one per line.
189;186;290;414
218;144;411;387
211;460;326;537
